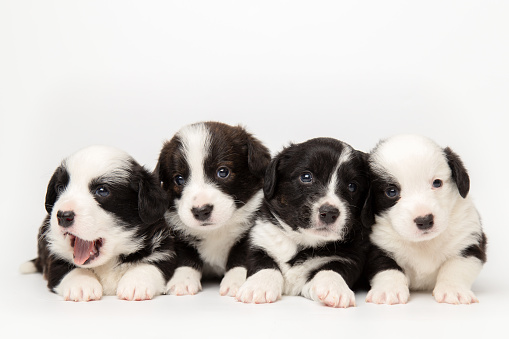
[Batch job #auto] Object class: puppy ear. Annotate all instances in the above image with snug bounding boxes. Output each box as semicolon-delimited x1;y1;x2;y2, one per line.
44;168;60;214
155;140;176;191
247;134;271;179
263;154;281;200
137;167;169;224
444;147;470;198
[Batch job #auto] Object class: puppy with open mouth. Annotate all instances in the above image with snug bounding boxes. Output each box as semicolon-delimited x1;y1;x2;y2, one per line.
20;145;176;301
156;121;271;296
236;138;371;308
364;135;487;305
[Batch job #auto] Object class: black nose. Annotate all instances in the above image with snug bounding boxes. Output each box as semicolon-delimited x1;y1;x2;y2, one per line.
57;210;75;227
191;204;214;222
318;204;340;225
414;214;434;230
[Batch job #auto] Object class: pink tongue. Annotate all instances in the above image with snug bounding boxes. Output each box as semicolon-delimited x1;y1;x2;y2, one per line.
73;237;94;265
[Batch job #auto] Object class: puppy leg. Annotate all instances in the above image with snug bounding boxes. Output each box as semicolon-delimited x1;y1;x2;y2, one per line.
117;263;165;301
302;270;356;308
236;269;284;304
220;266;247;297
166;266;202;296
433;257;483;304
54;268;103;302
366;269;410;305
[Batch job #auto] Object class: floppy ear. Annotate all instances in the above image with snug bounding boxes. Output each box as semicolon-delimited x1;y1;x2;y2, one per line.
45;169;60;214
263;153;283;200
247;134;271;179
444;147;470;198
137;167;169;224
155;140;177;191
360;188;375;229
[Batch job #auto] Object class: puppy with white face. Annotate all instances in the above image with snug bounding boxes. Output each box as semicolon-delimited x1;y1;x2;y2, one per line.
364;135;487;305
21;146;176;301
156;121;271;296
236;138;371;308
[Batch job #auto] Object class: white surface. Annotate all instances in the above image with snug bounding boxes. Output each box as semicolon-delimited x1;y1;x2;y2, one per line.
1;1;508;338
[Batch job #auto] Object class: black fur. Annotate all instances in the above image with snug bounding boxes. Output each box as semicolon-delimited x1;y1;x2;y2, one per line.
444;147;470;198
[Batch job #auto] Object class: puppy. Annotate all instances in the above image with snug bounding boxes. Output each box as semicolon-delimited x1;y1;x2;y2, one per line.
236;138;371;308
156;121;271;296
364;134;487;305
20;145;176;301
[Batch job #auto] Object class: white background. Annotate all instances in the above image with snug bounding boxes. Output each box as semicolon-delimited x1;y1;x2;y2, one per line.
1;1;508;338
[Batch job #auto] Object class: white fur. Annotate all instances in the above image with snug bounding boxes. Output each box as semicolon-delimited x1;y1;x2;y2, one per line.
366;269;409;304
166;266;202;295
55;268;103;302
19;261;37;274
220;267;247;296
116;263;165;301
302;270;356;308
368;135;484;304
236;269;284;303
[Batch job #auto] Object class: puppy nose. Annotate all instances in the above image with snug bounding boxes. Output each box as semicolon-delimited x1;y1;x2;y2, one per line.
318;204;340;224
57;210;75;227
414;214;434;230
191;204;214;221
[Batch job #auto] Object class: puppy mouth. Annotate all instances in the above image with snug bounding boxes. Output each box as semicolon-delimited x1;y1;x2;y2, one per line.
65;233;104;266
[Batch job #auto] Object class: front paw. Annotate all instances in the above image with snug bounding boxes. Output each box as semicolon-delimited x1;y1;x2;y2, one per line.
433;282;479;304
166;267;202;296
366;270;409;305
307;271;355;308
220;267;247;297
235;269;283;304
117;264;165;301
56;268;103;302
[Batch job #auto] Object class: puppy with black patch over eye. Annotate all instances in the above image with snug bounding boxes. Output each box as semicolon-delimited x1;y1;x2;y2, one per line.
20;145;176;302
363;135;487;305
236;138;371;308
156;121;271;297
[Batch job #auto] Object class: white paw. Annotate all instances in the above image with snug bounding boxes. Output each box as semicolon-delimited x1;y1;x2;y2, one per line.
220;267;247;297
166;267;202;296
366;270;409;305
117;264;165;301
55;268;103;302
235;269;283;304
305;271;355;308
433;282;479;304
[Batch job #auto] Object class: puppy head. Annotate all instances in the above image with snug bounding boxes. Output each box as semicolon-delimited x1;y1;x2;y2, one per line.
369;134;470;242
157;121;271;231
45;145;167;267
264;138;370;245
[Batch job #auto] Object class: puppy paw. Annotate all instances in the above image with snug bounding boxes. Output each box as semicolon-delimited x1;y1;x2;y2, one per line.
220;267;247;297
166;267;202;296
117;264;165;301
56;268;103;302
306;271;355;308
433;282;479;305
366;270;409;305
235;269;283;304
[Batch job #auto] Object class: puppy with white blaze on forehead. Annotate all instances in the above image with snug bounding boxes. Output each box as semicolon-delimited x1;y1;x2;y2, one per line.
20;146;176;301
156;121;271;296
363;135;487;305
236;138;371;308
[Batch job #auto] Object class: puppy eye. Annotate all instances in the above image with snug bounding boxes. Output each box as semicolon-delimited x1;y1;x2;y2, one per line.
348;183;357;192
174;175;186;186
432;179;443;188
385;186;399;198
95;186;110;197
56;185;66;194
217;167;230;179
300;172;313;183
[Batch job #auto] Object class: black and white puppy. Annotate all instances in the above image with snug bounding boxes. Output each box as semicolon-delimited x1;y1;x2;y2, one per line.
364;134;487;305
236;138;370;308
20;145;176;301
156;121;271;296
